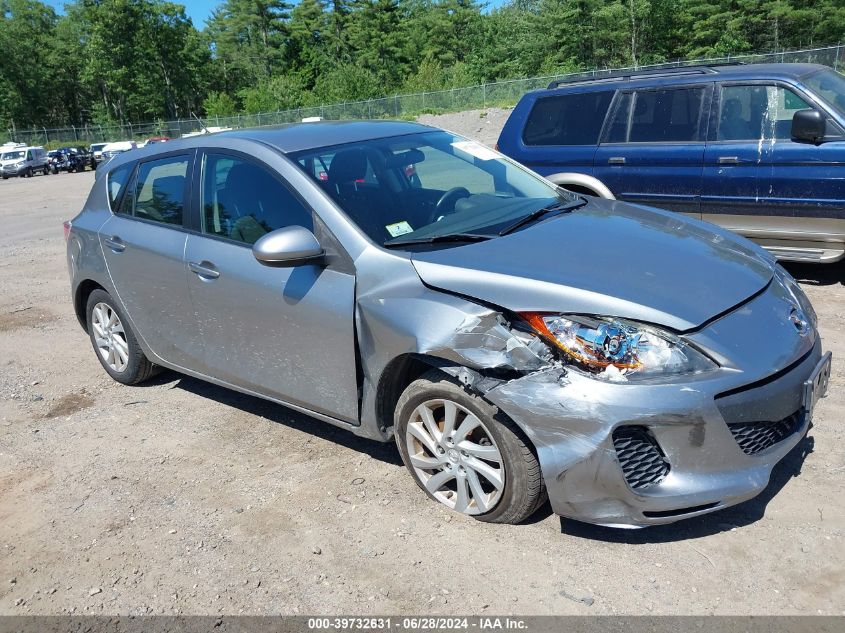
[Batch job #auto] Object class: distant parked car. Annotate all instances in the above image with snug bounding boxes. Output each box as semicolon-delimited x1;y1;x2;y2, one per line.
89;143;109;166
498;62;845;264
100;141;136;163
1;145;48;178
49;146;93;173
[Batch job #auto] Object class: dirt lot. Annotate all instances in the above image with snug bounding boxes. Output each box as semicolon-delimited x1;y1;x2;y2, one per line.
1;130;844;616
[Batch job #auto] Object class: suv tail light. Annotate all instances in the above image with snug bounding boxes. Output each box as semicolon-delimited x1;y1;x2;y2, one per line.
63;220;72;241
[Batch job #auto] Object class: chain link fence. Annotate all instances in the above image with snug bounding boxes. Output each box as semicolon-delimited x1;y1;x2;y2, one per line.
5;44;844;147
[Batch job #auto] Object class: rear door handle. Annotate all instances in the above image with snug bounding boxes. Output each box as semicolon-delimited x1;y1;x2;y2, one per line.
104;236;125;252
608;156;626;165
188;261;220;280
718;156;740;165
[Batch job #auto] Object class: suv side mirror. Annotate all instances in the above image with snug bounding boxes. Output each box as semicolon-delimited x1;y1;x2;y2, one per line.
791;109;826;143
252;225;324;267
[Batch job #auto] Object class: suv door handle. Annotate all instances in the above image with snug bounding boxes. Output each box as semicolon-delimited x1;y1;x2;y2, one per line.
718;156;740;165
104;236;125;252
608;157;626;165
188;261;220;280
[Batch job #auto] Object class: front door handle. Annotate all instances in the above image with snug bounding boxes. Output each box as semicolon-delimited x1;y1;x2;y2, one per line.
718;156;740;165
608;156;626;165
104;236;125;252
188;261;220;280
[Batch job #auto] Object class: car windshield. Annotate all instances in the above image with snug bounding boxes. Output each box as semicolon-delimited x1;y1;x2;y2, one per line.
291;131;576;248
91;144;106;151
1;151;24;160
805;68;845;115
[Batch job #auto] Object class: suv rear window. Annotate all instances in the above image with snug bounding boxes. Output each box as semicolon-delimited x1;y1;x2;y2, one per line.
522;91;614;146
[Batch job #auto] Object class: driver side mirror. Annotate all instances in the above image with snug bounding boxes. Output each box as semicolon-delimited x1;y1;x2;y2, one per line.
252;226;325;267
791;109;826;144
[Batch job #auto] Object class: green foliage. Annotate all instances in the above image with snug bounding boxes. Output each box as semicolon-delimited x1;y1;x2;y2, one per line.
1;0;844;130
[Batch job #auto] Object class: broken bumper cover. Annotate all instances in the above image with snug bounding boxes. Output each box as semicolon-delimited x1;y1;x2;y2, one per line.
484;340;826;527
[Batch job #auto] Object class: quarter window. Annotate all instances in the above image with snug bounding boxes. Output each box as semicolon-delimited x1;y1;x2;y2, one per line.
522;91;614;146
107;163;134;212
628;87;705;142
201;153;313;245
131;156;188;225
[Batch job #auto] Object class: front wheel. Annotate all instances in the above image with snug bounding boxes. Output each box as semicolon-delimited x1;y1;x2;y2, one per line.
85;289;157;385
395;369;546;524
24;167;32;178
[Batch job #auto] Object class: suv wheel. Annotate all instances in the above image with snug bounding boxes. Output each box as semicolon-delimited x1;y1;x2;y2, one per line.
42;166;49;176
24;167;32;178
86;289;157;385
395;369;546;524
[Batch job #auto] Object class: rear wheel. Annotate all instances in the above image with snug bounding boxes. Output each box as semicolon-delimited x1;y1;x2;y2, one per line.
42;166;49;176
86;289;157;385
395;369;546;524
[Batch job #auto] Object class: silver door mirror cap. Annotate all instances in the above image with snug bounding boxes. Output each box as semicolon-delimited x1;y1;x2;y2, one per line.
252;226;325;267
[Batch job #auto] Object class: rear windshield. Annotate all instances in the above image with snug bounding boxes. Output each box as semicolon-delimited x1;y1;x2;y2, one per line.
522;91;614;146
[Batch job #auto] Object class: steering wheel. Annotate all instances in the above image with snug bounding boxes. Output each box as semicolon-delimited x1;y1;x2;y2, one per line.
433;187;471;221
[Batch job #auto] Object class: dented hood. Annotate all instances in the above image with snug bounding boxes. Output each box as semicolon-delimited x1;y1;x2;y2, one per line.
410;199;775;332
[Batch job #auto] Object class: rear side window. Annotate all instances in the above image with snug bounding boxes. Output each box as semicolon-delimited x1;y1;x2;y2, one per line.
107;163;134;212
628;87;705;142
522;91;614;146
131;156;189;226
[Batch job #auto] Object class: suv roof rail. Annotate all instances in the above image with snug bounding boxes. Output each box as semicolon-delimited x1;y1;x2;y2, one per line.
546;61;746;89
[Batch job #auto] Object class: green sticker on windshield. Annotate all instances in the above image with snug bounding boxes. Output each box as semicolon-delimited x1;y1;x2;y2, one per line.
386;221;413;237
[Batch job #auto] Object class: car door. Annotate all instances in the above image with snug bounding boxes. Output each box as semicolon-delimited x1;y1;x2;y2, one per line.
99;152;201;368
701;83;774;227
184;149;359;423
593;85;709;218
756;84;845;256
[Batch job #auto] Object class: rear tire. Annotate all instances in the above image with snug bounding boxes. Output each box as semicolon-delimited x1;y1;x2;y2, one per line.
85;289;157;385
395;369;546;524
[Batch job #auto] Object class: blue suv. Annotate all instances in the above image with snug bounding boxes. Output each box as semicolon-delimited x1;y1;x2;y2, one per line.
498;63;845;263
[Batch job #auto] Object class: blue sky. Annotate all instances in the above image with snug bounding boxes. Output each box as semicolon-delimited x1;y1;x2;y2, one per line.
43;0;508;28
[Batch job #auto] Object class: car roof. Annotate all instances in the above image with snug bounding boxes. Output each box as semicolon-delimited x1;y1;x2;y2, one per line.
217;120;435;153
538;62;831;95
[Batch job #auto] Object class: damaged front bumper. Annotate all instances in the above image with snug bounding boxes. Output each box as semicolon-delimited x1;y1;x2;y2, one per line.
480;341;826;527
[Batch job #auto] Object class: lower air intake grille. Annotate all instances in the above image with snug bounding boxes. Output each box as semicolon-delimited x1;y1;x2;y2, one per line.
727;410;802;456
612;426;670;490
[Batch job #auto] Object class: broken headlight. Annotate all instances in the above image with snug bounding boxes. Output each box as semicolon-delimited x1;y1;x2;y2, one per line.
521;313;716;381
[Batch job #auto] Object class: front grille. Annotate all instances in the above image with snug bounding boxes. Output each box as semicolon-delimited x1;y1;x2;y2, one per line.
612;426;670;490
727;410;802;456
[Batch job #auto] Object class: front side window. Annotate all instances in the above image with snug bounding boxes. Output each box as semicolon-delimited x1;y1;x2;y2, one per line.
718;85;811;141
522;91;614;146
292;131;577;247
804;69;845;116
628;87;705;142
131;156;188;225
201;153;313;245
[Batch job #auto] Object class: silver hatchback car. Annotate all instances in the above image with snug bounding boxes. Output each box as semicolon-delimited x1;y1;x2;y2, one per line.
66;121;831;528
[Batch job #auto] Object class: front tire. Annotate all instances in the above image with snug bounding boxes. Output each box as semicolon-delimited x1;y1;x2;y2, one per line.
395;369;546;524
86;289;156;385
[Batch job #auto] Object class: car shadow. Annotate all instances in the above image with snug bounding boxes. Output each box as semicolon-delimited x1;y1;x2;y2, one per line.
783;259;845;287
146;371;404;467
558;432;815;542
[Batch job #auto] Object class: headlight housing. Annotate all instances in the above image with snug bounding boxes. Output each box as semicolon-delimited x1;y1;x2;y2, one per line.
522;312;717;382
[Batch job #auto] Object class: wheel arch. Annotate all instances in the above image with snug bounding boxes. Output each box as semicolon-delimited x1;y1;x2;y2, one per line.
545;172;615;200
375;353;449;437
73;279;107;332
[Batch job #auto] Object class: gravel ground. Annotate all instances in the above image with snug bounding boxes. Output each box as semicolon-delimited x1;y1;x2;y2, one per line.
0;124;844;616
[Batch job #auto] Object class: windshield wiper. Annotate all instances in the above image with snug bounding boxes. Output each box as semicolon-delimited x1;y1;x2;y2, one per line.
498;198;587;236
383;233;492;248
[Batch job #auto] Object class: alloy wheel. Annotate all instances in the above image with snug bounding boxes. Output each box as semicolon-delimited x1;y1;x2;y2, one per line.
91;302;129;372
405;399;505;515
